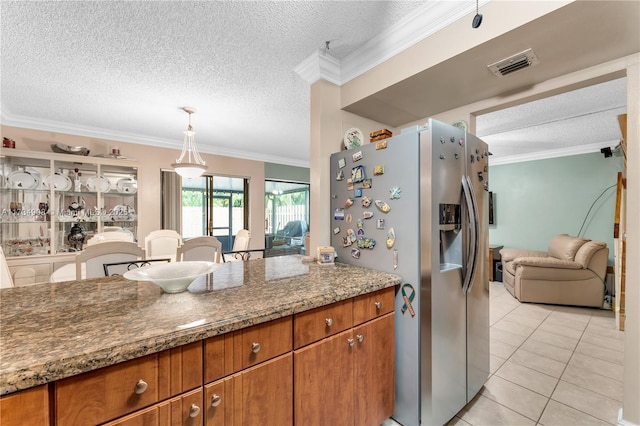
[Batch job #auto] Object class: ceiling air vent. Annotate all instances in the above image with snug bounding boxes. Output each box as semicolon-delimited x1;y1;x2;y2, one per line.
488;48;539;77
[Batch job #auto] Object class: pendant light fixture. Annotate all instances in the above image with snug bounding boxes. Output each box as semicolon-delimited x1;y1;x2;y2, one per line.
172;106;208;179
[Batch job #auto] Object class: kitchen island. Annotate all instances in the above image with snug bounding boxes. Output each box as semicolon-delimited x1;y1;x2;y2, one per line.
0;255;400;425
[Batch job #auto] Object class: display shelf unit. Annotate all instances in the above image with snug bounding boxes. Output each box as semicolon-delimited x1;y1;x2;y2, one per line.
1;149;140;284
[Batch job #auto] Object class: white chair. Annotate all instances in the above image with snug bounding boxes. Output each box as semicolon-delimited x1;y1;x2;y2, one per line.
176;236;223;263
86;231;135;246
232;229;251;251
75;241;145;280
0;247;14;289
224;229;252;262
144;230;182;262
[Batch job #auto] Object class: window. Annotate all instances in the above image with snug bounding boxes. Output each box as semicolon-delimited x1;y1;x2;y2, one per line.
264;180;309;256
181;175;247;251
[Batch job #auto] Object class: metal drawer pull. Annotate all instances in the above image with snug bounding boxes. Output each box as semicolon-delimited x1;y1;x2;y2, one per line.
357;334;364;343
347;338;355;347
211;394;222;407
189;403;201;418
325;318;333;327
134;379;148;395
252;342;261;353
374;301;382;309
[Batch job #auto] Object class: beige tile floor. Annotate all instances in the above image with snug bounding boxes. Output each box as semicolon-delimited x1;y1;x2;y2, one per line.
385;281;624;426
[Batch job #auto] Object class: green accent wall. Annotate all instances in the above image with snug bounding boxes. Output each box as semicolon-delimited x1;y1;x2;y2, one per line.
264;163;310;183
489;152;623;264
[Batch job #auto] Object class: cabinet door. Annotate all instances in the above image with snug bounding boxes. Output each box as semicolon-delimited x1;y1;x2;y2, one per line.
204;376;236;426
56;353;159;425
294;329;353;426
0;384;49;426
237;353;293;426
353;314;395;426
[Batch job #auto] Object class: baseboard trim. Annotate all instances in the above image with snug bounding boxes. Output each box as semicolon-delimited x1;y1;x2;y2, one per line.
618;408;639;426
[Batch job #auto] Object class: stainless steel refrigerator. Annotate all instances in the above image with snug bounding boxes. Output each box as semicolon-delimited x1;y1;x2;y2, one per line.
330;119;489;426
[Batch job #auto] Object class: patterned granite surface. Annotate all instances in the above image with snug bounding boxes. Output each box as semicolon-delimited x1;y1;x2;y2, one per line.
0;255;400;395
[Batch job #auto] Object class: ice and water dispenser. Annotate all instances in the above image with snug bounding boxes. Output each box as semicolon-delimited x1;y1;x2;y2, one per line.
439;203;462;272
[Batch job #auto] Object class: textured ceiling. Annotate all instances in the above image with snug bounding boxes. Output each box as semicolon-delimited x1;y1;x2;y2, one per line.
0;0;425;166
477;77;627;163
0;1;635;167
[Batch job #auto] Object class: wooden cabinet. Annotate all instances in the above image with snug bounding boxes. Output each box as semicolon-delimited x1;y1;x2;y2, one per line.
104;387;203;426
55;342;202;425
1;287;394;425
294;329;354;426
293;288;395;426
203;317;293;426
0;384;50;426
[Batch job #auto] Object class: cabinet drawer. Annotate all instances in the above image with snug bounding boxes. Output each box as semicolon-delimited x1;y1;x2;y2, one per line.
235;316;292;370
352;287;395;326
56;354;159;425
0;384;50;426
294;298;352;349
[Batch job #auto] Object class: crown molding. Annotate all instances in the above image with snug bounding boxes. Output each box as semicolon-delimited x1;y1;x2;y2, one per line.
293;50;341;85
1;105;310;168
294;0;490;86
488;140;621;166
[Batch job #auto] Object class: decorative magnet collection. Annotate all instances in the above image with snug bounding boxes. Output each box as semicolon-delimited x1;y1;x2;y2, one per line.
332;137;403;266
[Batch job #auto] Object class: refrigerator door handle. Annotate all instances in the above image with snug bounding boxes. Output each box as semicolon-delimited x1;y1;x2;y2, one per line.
462;175;479;294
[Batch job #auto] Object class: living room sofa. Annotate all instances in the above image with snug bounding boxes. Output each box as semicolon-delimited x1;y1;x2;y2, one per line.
500;234;608;308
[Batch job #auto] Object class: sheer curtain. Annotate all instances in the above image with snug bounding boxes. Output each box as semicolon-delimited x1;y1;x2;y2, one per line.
161;170;182;232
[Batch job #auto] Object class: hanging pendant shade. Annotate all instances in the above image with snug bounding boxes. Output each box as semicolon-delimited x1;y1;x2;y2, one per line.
172;107;208;179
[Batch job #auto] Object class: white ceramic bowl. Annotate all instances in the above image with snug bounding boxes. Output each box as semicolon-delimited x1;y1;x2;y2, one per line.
124;261;218;293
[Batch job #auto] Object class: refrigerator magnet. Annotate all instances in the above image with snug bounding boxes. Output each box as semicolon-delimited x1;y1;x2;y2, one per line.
345;198;354;208
346;179;354;190
357;228;365;236
386;228;396;249
356;237;376;249
389;186;402;199
377;219;385;229
333;226;341;234
375;140;388;150
375;200;391;213
363;211;374;219
354;187;362;198
357;218;364;230
335;169;344;181
334;208;345;220
362;196;372;208
351;165;365;182
338;158;346;168
352;151;363;162
374;165;384;175
362;179;372;189
351;248;361;259
346;213;352;224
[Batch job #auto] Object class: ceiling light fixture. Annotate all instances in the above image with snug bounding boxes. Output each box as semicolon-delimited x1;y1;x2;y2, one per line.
172;107;208;179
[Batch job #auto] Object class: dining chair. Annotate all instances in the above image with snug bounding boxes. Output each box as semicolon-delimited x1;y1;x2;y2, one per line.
75;241;145;280
86;231;135;246
176;236;223;263
103;258;171;276
144;229;182;261
232;229;250;251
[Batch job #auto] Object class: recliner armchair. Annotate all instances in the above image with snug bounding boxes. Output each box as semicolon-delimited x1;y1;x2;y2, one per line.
500;234;608;308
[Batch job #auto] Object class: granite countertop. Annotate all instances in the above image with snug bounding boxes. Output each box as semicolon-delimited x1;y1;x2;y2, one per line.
0;255;400;395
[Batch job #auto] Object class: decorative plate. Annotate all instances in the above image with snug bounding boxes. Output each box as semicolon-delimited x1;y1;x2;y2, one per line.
116;178;137;194
86;175;111;193
451;120;468;132
7;170;40;189
43;172;72;191
343;128;364;150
